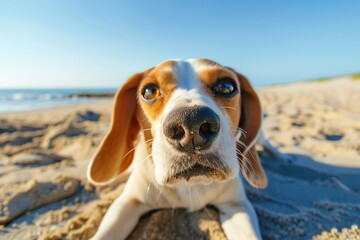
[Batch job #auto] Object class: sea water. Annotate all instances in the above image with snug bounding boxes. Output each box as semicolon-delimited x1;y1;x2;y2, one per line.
0;88;116;113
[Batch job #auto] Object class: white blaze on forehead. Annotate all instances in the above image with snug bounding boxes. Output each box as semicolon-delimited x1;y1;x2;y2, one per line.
159;59;222;122
172;59;202;90
186;58;216;72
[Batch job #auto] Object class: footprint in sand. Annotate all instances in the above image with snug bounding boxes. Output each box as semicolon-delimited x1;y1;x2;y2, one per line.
8;153;68;167
75;111;100;122
320;129;344;142
323;134;344;141
291;122;306;127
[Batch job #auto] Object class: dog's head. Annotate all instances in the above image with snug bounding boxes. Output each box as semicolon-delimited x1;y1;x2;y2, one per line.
87;59;267;188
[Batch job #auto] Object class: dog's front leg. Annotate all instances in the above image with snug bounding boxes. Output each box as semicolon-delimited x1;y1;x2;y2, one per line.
217;200;262;240
91;194;151;240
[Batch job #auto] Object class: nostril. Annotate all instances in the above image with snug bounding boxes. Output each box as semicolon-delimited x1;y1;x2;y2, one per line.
200;122;211;135
169;125;185;140
199;120;220;136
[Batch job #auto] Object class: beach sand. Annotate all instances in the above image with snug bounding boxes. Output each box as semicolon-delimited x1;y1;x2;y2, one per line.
0;77;359;240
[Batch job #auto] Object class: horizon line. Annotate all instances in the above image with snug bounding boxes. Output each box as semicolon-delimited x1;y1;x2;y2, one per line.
0;71;358;90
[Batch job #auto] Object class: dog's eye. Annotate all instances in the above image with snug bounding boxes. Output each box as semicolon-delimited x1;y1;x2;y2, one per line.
142;85;161;102
212;78;238;97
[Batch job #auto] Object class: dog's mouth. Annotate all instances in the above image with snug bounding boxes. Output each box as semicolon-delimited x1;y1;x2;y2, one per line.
173;163;223;180
165;153;229;184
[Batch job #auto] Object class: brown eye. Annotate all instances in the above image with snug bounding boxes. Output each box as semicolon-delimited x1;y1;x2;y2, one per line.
212;78;238;97
142;84;161;102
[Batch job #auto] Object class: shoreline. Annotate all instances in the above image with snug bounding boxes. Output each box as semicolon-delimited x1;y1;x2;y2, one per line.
0;89;116;114
0;98;114;116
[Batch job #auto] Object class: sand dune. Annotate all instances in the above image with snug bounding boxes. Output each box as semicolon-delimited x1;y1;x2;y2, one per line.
0;78;359;239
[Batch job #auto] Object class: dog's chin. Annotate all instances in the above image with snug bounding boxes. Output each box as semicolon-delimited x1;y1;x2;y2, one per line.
155;167;235;186
169;175;217;186
168;167;229;186
155;152;234;186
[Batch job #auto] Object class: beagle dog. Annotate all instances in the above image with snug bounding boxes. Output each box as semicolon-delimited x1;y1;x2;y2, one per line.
87;59;268;240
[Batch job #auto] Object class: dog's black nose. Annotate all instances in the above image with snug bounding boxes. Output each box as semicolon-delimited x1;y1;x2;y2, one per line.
163;106;220;152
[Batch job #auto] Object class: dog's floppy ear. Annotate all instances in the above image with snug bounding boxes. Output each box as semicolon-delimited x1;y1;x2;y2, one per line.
87;72;144;186
234;71;268;188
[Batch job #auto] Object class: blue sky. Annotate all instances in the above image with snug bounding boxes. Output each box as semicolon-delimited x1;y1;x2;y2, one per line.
0;1;359;88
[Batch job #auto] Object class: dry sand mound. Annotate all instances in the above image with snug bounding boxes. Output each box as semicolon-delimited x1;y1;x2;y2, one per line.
0;176;79;225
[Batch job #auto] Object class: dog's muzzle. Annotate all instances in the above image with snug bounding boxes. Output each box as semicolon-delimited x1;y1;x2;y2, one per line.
163;106;220;152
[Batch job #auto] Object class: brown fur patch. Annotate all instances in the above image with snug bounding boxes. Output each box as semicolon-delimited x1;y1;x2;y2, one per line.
138;61;177;122
129;198;141;207
196;63;241;135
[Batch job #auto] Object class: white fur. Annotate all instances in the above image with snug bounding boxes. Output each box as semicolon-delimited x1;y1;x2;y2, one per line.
91;59;263;240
